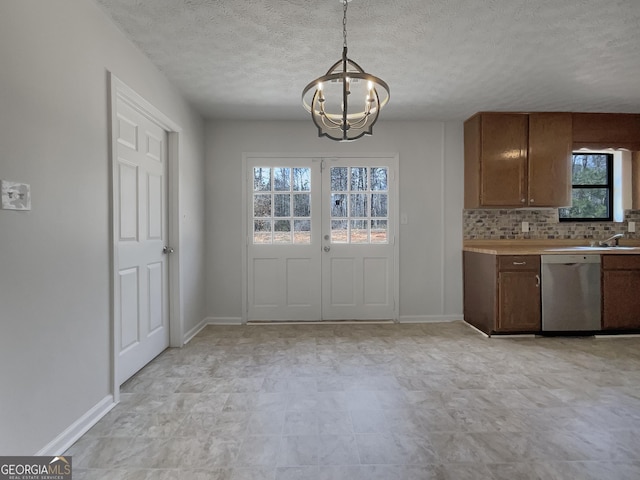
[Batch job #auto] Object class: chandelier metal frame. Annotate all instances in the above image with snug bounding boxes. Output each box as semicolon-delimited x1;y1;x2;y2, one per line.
301;0;390;141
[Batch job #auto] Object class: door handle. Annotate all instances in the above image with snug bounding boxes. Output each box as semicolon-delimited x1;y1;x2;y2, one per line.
535;274;540;288
163;246;174;254
323;246;330;252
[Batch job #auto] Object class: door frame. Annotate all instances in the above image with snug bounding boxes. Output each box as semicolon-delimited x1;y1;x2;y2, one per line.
241;152;400;323
108;73;183;402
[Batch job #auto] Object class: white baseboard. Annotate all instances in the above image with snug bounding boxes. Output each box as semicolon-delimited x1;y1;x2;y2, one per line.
35;395;115;456
183;318;208;344
398;315;463;323
463;321;490;337
247;320;395;325
205;316;243;325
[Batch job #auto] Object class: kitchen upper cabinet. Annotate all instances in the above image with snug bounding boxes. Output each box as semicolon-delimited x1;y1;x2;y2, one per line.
602;255;640;330
465;113;527;208
572;113;640;150
528;113;573;207
464;112;572;208
633;152;640;209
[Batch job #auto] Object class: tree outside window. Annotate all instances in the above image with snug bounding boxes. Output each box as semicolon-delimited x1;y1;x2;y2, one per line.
559;153;613;222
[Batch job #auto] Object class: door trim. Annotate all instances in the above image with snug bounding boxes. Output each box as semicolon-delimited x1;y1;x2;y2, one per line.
241;152;400;323
108;73;183;402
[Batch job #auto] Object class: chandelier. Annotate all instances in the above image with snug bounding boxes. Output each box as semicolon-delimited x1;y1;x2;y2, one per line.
301;0;390;141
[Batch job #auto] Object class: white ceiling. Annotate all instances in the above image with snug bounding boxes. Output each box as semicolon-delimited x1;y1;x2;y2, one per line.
96;0;640;122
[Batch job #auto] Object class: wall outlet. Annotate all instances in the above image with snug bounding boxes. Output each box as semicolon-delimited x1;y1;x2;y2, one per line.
629;221;636;233
521;221;529;233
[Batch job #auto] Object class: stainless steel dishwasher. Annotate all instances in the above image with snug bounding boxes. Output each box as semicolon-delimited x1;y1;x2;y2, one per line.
541;254;601;332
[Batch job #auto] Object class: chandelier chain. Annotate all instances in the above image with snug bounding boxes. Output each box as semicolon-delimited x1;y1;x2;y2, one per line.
342;0;348;49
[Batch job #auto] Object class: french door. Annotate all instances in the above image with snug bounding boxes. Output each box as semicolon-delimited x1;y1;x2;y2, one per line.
246;156;397;321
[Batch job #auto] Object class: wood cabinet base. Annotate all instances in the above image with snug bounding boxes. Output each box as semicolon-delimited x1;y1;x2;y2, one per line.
464;251;541;335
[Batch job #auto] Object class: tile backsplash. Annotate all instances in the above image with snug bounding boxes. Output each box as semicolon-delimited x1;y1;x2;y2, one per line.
464;209;640;240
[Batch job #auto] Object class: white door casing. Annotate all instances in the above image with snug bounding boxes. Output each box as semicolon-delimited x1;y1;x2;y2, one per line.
110;74;182;393
244;154;398;322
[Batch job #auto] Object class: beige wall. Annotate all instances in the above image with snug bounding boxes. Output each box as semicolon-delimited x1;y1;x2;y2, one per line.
204;120;464;322
0;0;206;454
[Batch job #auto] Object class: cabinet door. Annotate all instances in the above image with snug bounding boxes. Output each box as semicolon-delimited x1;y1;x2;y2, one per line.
528;113;572;207
480;114;528;207
572;113;640;150
497;271;541;332
602;270;640;330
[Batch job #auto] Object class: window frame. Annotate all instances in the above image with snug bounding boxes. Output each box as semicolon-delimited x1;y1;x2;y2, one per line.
559;152;614;223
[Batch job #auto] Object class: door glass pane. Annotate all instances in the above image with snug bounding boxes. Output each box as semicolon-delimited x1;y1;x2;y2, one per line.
332;194;347;217
350;194;368;217
329;165;390;244
350;167;368;191
350;219;369;243
274;168;291;191
331;220;348;243
294;219;311;244
371;194;387;217
254;219;272;243
331;167;348;191
294;193;311;217
254;167;271;191
274;220;291;244
254;194;271;217
371;220;388;243
274;194;291;217
252;164;313;244
371;168;388;191
293;168;311;191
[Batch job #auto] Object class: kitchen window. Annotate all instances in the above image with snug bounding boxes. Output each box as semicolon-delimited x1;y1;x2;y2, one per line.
559;152;613;222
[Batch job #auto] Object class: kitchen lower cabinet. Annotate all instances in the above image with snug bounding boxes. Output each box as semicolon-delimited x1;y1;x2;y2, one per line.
464;252;541;335
498;270;541;332
602;255;640;330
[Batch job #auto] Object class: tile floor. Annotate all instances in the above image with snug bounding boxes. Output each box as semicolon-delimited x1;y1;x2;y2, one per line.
67;321;640;479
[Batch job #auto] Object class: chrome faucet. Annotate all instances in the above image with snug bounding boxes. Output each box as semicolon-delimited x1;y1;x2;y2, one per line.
599;233;624;247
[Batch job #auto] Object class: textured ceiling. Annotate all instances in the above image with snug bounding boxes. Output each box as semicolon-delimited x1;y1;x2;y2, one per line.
95;0;640;121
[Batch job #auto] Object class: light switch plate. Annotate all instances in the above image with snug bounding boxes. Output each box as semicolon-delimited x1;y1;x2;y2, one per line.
1;180;31;210
521;221;529;233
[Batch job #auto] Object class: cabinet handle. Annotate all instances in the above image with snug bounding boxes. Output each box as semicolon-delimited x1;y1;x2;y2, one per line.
513;261;527;265
535;274;540;288
521;198;526;203
530;199;535;203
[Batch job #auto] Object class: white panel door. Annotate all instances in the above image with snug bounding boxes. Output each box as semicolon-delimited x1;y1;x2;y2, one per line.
115;97;169;384
247;159;322;320
247;156;396;321
321;160;396;320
